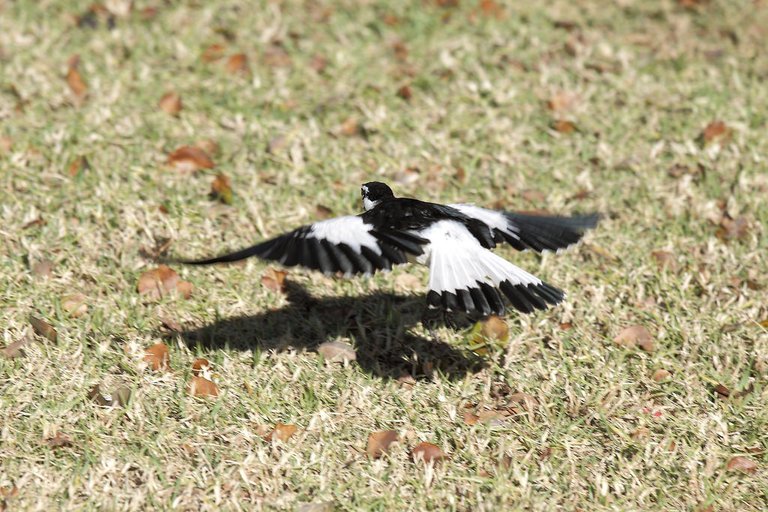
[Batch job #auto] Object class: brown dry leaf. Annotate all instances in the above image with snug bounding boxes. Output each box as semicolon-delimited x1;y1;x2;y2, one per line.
394;273;422;291
31;259;53;278
89;384;113;406
716;215;750;242
68;155;90;177
192;358;211;376
726;456;758;474
167;145;214;174
46;432;74;449
263;45;292;68
226;53;249;74
62;293;88;318
463;411;480;425
714;384;730;398
1;338;31;359
89;384;129;407
261;268;287;293
631;427;650;441
547;92;576;112
397;84;413;101
393;167;420;186
552;119;577;134
144;342;170;371
478;0;504;18
480;316;509;342
521;189;546;203
318;341;357;363
267;423;298;442
651;250;678;271
0;135;12;153
338;116;361;137
210;173;233;205
159;92;182;116
188;376;219;397
315;204;333;219
309;54;328;73
411;442;447;463
175;280;194;299
195;138;220;157
66;55;88;101
392;40;408;62
614;325;654;351
367;430;399;458
201;43;226;63
701;120;732;146
137;265;180;299
652;369;671;382
30;316;57;343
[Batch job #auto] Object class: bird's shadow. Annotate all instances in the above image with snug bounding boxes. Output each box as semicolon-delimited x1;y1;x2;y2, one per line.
174;281;486;381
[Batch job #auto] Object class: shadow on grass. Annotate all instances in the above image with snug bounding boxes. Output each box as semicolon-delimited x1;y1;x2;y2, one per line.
175;281;486;381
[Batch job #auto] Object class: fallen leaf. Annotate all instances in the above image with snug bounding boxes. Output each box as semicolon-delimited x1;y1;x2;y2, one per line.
66;55;88;101
392;40;408;62
559;322;573;330
62;293;88;318
160;317;182;332
396;84;413;100
652;369;671;382
552;119;577;133
393;167;420;186
367;430;398;458
726;456;757;474
701;120;732;146
716;215;750;242
46;432;74;449
315;204;333;219
267;423;298;442
67;155;90;177
194;138;220;157
175;280;194;299
210;173;233;204
31;259;53;278
201;43;226;63
112;386;132;407
0;135;12;153
1;338;31;359
337;116;361;137
159;92;182;116
521;189;546;203
261;268;287;293
188;376;219;397
714;384;730;398
397;373;416;388
478;0;504;17
631;427;650;441
480;316;509;341
138;265;178;297
309;54;328;73
267;135;289;155
0;485;18;500
651;250;678;271
613;325;653;351
192;358;211;376
463;411;480;425
88;384;113;406
226;53;249;74
318;340;357;363
30;316;57;343
394;273;422;291
144;342;170;371
411;442;447;463
263;45;292;68
167;145;214;174
547;91;576;112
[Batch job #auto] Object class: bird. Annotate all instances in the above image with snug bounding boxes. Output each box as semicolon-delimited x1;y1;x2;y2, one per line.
174;182;598;317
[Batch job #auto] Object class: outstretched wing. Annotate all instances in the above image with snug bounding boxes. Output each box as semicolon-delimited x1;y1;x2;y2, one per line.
449;204;599;253
175;215;428;276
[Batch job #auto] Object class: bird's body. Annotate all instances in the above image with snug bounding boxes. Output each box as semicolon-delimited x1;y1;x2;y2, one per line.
178;182;598;317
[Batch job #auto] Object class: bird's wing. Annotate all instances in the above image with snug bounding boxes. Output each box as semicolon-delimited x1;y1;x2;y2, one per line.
448;204;599;253
422;220;564;316
175;215;428;276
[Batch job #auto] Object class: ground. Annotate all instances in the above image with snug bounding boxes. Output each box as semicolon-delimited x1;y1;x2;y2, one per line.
1;0;767;510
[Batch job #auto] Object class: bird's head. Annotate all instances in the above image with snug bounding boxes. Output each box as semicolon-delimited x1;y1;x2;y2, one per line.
361;182;394;211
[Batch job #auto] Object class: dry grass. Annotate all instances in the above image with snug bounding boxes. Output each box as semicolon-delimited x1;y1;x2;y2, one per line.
1;0;767;510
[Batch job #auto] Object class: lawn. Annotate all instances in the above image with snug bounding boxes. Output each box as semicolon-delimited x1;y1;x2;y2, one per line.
1;0;767;510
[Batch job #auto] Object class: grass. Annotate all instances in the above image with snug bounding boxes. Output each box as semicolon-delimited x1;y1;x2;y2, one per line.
1;0;767;510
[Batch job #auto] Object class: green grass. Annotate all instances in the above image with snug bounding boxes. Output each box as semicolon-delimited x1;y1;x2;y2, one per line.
1;0;767;510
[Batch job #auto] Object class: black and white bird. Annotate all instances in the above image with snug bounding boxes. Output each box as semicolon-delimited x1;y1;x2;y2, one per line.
177;182;598;317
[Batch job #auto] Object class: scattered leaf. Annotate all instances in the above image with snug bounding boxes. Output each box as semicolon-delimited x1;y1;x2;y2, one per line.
226;53;249;74
367;430;399;458
88;384;113;406
45;432;74;449
397;373;416;388
463;411;480;425
160;317;182;332
716;215;750;242
394;273;422;291
546;92;576;112
392;41;409;62
192;358;211;376
1;338;31;359
700;120;732;146
138;265;178;297
30;316;57;343
585;243;619;262
144;342;170;371
175;280;194;299
159;92;182;116
201;43;226;63
66;55;88;101
652;369;671;382
396;84;413;100
263;45;292;68
167;145;214;174
651;250;678;271
315;204;333;219
726;456;757;474
337;116;361;137
194;138;220;157
210;173;234;204
468;316;509;354
614;325;654;352
267;423;298;442
478;0;504;17
112;386;132;407
67;155;90;177
31;259;54;278
0;135;12;154
552;119;577;134
411;442;447;463
187;376;219;397
62;293;88;318
261;268;287;293
714;384;730;398
393;167;420;186
318;340;357;363
631;427;650;441
309;54;328;73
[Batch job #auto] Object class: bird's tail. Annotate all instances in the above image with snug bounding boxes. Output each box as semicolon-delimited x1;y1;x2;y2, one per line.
425;237;564;316
502;212;599;253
